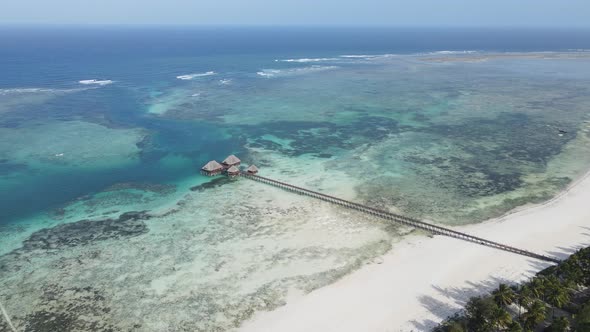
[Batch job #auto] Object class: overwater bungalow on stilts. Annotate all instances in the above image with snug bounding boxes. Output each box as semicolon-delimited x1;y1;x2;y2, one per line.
246;165;259;174
200;155;258;178
227;165;240;178
201;160;224;176
222;155;241;168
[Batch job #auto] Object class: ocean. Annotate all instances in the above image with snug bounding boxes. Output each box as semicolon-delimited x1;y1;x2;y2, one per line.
1;26;590;331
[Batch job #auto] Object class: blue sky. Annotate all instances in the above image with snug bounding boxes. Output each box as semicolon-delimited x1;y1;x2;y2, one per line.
1;0;589;27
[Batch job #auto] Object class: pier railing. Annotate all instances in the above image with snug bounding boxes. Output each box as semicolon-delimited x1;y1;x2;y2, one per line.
241;172;560;264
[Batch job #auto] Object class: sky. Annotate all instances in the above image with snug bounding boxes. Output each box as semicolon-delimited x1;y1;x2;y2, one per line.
1;0;589;27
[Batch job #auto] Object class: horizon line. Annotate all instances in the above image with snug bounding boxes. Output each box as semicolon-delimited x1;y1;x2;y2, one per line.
1;22;590;29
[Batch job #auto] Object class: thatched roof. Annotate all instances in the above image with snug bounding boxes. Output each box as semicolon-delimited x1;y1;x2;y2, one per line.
247;165;259;173
202;160;223;171
222;154;241;165
227;165;240;173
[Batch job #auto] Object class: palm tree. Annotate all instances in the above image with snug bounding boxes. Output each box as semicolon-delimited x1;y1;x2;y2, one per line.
547;316;570;332
493;283;516;308
491;306;512;330
529;277;547;300
517;284;533;319
465;296;497;332
523;300;547;330
444;321;466;332
560;255;583;286
545;277;571;318
506;321;523;332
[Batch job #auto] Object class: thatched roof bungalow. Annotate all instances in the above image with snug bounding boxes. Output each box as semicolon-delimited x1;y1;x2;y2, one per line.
246;165;259;174
227;165;240;177
201;160;224;176
222;155;241;167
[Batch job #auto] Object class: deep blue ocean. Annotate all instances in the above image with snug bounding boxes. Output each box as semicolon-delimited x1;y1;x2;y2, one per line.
1;26;590;224
3;26;590;88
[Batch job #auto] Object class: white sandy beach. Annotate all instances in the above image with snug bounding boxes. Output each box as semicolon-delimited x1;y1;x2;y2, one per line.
239;171;590;332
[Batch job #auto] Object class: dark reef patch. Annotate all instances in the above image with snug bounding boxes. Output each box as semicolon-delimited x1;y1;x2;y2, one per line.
135;133;169;164
413;112;577;198
22;211;150;250
23;284;116;332
355;110;582;223
238;115;399;157
0;159;28;175
104;182;177;195
427;113;576;165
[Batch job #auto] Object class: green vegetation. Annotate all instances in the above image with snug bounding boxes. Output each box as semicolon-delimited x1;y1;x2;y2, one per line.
434;247;590;331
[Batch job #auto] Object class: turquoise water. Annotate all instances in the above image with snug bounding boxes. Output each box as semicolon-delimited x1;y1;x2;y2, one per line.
1;27;590;331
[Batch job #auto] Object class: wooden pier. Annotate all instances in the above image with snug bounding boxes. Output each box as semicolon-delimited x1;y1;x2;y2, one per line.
241;172;561;264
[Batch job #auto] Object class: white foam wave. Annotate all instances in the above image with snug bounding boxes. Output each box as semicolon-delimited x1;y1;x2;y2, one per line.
176;71;216;80
275;58;339;63
339;51;478;60
426;50;478;55
340;54;380;58
0;88;55;95
79;79;114;86
218;79;232;85
0;87;87;96
257;66;338;78
339;54;400;61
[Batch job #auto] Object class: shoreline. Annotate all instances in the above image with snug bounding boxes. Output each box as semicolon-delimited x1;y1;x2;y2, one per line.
238;170;590;332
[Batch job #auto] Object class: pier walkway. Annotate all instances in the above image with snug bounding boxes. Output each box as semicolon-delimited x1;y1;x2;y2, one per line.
241;172;561;264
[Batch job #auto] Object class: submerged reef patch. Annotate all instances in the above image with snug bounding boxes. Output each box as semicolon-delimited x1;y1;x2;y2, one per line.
0;159;27;175
23;284;116;332
241;115;399;157
104;182;177;195
22;211;150;250
48;182;177;220
0;120;146;168
351;111;583;223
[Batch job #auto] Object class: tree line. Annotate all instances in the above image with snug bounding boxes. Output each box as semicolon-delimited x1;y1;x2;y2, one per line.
434;247;590;331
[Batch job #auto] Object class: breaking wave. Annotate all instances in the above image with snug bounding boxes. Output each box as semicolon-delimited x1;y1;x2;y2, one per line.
339;54;399;59
339;51;479;60
257;66;338;78
79;79;114;86
176;72;216;80
275;58;339;63
340;54;382;59
423;50;478;55
0;87;88;96
0;88;58;95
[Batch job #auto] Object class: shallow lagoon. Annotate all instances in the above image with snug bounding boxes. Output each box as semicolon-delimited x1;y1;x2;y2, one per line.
2;36;590;330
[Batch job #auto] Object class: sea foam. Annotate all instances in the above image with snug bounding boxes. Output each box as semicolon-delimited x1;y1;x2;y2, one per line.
426;50;478;55
79;79;114;86
257;66;338;78
0;87;87;96
176;72;216;80
275;58;339;63
0;88;56;95
339;54;381;58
